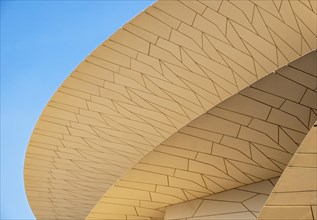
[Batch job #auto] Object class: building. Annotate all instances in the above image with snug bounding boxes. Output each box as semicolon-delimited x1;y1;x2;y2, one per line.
24;0;317;219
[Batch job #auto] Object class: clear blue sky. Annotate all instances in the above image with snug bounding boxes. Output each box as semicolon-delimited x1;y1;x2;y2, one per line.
0;1;154;219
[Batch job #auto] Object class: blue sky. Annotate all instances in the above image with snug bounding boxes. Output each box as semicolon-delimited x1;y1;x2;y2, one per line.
0;1;154;219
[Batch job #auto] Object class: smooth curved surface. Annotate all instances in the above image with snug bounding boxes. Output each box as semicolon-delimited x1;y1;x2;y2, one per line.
24;0;317;219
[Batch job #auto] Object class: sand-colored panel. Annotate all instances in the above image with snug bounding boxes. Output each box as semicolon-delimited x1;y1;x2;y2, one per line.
87;52;316;219
258;124;317;219
24;0;317;219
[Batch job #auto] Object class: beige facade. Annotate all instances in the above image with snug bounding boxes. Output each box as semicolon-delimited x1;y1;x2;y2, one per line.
165;177;280;219
87;51;317;219
258;122;317;220
163;122;317;220
24;0;317;219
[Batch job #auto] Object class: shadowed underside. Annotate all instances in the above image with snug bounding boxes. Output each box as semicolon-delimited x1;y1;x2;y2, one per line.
24;0;317;219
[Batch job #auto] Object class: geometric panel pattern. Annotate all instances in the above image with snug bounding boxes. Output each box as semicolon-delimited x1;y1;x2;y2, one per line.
258;122;317;220
86;51;317;219
165;177;279;220
24;0;317;219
